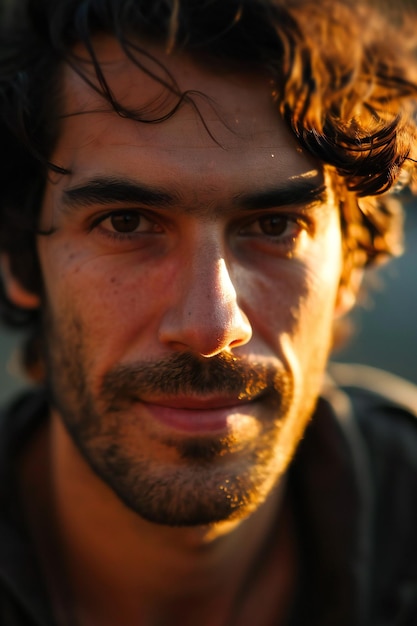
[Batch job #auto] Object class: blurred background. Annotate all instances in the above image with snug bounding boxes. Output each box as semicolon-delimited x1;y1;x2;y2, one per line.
0;199;416;405
331;198;417;385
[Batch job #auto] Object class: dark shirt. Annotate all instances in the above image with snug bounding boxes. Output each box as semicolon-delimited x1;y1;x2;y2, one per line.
0;364;416;626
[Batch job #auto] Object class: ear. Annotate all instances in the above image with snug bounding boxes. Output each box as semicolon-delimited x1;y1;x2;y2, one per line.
334;266;364;319
1;254;40;309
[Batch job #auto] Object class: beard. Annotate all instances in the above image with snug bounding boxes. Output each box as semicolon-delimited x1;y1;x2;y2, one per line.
42;312;315;527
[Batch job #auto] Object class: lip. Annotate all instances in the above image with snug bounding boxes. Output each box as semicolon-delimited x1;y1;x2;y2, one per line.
139;396;258;434
146;395;251;410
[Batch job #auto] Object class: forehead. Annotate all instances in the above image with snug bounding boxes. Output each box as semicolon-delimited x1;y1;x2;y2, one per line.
49;36;323;202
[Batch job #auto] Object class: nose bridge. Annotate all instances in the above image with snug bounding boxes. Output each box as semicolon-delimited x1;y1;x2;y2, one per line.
159;238;252;357
195;249;236;312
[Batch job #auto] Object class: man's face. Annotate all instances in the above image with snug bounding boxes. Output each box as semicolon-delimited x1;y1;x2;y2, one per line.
34;37;350;526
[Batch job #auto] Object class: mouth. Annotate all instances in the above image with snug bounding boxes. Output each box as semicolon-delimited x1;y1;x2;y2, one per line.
137;394;263;435
146;394;257;409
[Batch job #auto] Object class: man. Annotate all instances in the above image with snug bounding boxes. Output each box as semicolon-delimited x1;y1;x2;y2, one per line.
0;0;416;624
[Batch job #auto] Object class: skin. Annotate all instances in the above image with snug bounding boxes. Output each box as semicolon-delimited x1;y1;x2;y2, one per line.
8;37;358;626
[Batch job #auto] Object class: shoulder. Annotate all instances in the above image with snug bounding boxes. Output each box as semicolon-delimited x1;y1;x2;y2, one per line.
327;362;417;506
328;362;417;412
0;389;51;626
0;389;47;489
0;388;47;437
328;363;417;623
328;361;417;454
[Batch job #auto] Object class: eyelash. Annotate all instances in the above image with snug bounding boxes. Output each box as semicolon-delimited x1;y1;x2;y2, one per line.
238;214;308;242
89;210;162;241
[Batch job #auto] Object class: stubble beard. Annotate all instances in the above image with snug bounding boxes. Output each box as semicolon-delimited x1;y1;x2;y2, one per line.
42;311;315;527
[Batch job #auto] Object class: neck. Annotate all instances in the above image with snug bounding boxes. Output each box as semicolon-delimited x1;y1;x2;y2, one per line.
19;412;298;626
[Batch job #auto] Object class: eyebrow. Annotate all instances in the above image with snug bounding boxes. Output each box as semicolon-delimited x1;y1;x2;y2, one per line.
62;178;177;211
234;179;327;210
61;176;327;214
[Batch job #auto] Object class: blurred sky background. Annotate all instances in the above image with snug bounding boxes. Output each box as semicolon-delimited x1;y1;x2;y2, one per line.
0;199;416;405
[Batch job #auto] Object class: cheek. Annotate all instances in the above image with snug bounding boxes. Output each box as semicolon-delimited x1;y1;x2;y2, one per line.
242;267;305;337
287;241;343;366
241;258;339;340
239;233;342;357
237;210;343;328
37;241;178;362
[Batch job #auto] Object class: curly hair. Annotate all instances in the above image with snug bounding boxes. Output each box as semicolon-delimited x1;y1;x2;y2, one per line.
0;0;416;371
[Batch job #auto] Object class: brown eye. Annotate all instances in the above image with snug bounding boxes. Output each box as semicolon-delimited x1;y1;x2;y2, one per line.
94;210;163;239
257;216;288;237
239;213;304;241
110;212;141;233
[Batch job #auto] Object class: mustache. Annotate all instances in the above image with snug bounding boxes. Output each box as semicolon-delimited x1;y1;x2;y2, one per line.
100;352;290;407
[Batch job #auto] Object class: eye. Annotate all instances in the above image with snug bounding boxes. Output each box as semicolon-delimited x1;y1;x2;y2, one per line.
107;212;142;233
257;215;290;237
91;210;162;237
240;214;303;239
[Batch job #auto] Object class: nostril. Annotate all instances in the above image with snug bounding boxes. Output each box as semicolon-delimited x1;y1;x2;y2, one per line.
230;338;245;349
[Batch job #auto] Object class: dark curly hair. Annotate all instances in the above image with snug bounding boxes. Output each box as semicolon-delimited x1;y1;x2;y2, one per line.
0;0;417;375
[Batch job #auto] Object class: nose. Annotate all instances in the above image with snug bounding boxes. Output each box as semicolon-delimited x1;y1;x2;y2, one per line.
159;252;252;358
